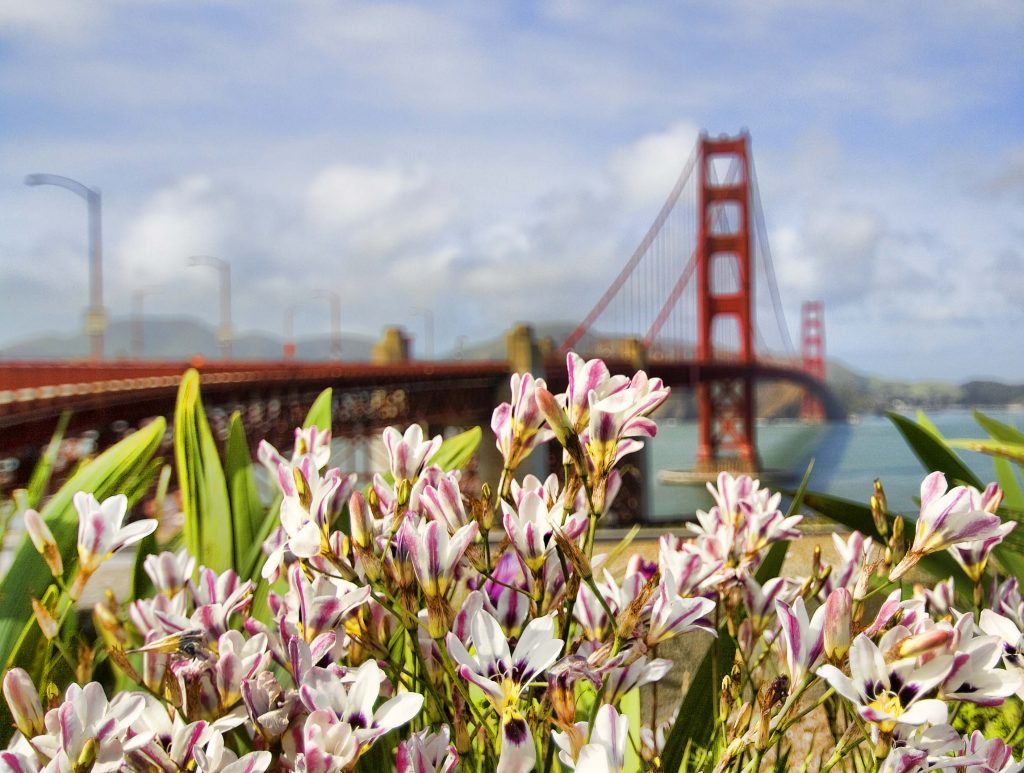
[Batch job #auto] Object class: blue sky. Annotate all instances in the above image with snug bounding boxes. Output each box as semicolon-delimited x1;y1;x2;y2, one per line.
1;0;1022;380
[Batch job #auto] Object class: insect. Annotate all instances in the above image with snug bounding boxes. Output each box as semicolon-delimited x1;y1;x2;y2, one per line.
128;629;212;661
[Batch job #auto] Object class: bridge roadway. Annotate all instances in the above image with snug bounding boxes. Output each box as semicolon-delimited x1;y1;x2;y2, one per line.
0;356;838;454
0;359;512;452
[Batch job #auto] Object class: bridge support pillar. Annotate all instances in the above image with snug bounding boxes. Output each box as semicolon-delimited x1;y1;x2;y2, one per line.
695;132;759;473
505;324;543;376
799;301;826;422
372;327;411;364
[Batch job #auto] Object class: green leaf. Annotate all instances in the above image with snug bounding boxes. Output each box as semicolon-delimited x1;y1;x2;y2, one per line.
26;411;72;509
948;439;1024;465
226;412;265;578
132;464;172;600
0;419;165;745
303;388;333;432
431;426;483;472
174;369;233;572
661;632;736;772
621;687;642;773
974;410;1024;445
887;412;983;489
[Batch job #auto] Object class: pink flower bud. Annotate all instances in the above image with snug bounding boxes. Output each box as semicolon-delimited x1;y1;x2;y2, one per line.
893;628;953;659
32;598;59;640
24;509;63;578
2;668;44;738
823;588;852;661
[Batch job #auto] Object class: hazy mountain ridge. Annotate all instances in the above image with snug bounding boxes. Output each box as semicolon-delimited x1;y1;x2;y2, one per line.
0;317;375;361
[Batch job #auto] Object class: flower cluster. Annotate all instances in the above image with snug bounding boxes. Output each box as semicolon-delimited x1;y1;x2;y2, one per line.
4;354;1023;773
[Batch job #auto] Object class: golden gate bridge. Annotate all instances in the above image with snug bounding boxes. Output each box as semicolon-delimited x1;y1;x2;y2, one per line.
0;132;839;482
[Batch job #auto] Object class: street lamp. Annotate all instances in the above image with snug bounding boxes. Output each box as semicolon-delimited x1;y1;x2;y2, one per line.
313;289;342;359
131;286;161;359
410;307;434;360
187;255;232;359
24;173;106;360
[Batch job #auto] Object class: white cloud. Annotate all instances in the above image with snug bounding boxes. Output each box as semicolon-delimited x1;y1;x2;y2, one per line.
0;0;103;42
116;176;244;288
607;122;700;210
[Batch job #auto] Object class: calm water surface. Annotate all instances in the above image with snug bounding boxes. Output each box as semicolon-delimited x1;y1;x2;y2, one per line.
647;409;1022;521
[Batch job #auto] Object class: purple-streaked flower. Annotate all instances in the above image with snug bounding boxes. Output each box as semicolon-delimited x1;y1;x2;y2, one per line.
298;659;424;748
879;724;976;773
599;653;672;705
405;519;479;599
817;630;953;733
823;530;873;596
420;474;471;532
446;611;562;711
3;668;44;739
144;549;196;597
583;372;669;477
396;726;459;773
552;703;628;772
261;459;353;580
775;596;826;682
283;563;371;644
742;575;796;636
491;372;555;471
890;473;1006;581
564;353;629;433
23;508;62;578
70;492;158;598
296;710;357;773
496;713;535;773
949;519;1016;585
33;683;149;770
384;424;442;483
963;730;1024;773
482;556;531;638
645;572;716;646
979;610;1024;689
502;489;586;574
941;629;1021;706
123;695;210;772
194;729;272;773
0;750;39;773
258;424;333;474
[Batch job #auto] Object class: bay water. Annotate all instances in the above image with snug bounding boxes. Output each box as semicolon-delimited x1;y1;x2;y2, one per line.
646;409;1022;521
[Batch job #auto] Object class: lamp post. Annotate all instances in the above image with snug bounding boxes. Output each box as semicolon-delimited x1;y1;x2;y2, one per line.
24;173;106;360
187;255;232;359
313;289;342;359
411;307;434;360
131;286;161;359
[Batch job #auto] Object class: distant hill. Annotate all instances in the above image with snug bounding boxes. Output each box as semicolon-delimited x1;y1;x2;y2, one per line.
0;316;375;361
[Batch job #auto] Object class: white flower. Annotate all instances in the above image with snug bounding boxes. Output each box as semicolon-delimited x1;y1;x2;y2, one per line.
817;631;952;733
552;703;628;772
70;492;157;598
446;611;562;711
890;473;1005;581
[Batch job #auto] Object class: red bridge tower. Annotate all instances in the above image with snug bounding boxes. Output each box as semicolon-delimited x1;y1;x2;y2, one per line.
800;301;826;421
695;133;757;472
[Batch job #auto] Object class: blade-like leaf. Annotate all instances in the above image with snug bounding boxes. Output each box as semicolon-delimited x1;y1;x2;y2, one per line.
25;411;71;509
887;412;983;489
302;388;333;432
661;632;736;772
132;464;172;601
948;439;1024;465
0;417;166;666
974;410;1024;445
174;369;233;572
0;418;165;745
226;412;264;576
430;426;483;472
